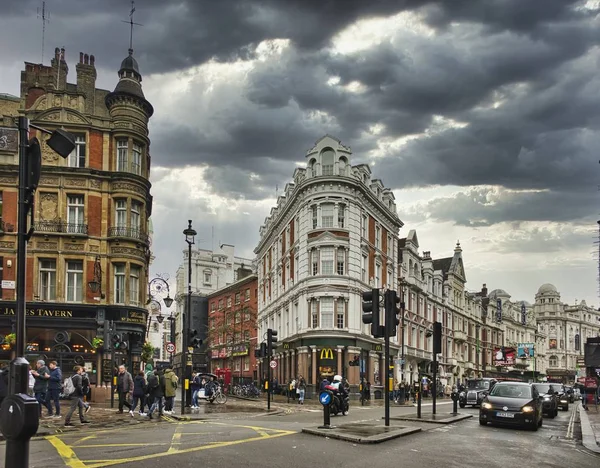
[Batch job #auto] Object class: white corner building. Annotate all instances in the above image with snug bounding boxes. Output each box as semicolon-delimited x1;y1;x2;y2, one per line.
254;135;403;393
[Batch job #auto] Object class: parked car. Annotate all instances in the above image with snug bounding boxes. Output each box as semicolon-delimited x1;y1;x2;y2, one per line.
532;383;558;418
479;381;543;431
459;378;498;408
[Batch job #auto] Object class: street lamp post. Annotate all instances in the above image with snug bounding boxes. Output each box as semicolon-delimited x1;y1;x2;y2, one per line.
182;220;197;415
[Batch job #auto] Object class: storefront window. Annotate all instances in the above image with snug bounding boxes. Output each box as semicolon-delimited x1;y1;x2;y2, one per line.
39;259;56;301
65;260;83;302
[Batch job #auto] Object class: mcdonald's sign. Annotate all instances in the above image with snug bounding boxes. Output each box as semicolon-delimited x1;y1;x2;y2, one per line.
319;347;335;361
282;343;290;349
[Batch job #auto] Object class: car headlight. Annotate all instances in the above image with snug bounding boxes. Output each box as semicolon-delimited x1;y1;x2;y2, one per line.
482;402;492;409
543;396;551;400
522;406;535;413
560;400;567;403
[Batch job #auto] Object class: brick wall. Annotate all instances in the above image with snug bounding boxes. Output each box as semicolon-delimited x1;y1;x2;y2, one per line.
89;130;103;169
87;195;102;237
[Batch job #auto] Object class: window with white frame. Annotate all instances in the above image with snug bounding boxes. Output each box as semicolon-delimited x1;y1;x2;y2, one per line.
116;139;128;171
115;200;127;227
39;259;56;301
338;204;345;228
65;260;83;302
131;201;142;231
130;265;140;306
362;214;367;238
114;264;126;304
227;296;232;308
311;250;318;275
336;299;345;329
375;225;381;249
235;292;241;304
321;204;334;228
204;271;212;284
362;255;368;282
234;359;241;372
375;263;381;288
245;288;250;301
68;134;86;168
549;355;557;367
132;142;142;175
337;248;345;275
320;297;334;328
387;234;393;257
243;357;250;371
312;301;318;328
321;247;334;275
321;149;334;175
312;206;318;229
67;195;84;228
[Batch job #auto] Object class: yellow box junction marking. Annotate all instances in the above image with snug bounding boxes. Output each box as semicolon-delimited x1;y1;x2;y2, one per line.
45;419;296;468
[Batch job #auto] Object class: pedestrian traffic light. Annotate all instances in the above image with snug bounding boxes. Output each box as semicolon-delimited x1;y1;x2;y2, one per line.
189;329;202;348
385;289;401;337
362;288;383;338
112;333;128;350
254;342;267;358
433;321;442;355
267;329;278;357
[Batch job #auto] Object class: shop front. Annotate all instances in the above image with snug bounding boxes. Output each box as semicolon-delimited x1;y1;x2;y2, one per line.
0;301;147;384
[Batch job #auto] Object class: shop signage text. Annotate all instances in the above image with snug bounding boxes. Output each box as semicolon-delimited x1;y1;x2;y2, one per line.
2;307;74;318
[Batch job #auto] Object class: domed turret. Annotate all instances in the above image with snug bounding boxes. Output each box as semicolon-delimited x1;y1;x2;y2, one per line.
537;283;558;295
105;48;153;117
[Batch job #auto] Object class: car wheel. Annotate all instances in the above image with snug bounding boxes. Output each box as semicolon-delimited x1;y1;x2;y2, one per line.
554;408;559;417
459;402;465;408
479;420;487;426
548;409;555;419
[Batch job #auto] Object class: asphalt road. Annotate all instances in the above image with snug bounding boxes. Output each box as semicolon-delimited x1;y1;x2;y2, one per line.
1;400;597;467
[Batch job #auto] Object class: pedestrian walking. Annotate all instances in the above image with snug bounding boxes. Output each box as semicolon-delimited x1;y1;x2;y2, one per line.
191;372;201;408
163;368;178;413
46;361;62;418
31;360;52;416
81;369;91;414
297;376;306;405
146;369;165;419
132;371;147;416
116;365;134;414
64;366;91;427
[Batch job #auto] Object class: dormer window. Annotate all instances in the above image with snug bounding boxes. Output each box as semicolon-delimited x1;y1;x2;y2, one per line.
321;148;334;176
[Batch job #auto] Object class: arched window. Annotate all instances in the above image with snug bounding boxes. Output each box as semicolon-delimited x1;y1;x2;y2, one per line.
321;149;335;175
308;158;316;176
338;156;348;176
549;355;557;367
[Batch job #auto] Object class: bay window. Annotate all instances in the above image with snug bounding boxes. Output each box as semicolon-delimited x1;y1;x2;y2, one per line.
114;264;125;304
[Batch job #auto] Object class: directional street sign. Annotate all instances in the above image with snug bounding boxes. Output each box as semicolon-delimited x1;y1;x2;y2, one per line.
166;342;176;354
269;360;277;369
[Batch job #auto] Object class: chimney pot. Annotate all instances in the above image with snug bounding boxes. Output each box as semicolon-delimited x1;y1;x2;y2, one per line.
61;47;65;60
90;55;95;66
79;52;83;63
84;54;89;65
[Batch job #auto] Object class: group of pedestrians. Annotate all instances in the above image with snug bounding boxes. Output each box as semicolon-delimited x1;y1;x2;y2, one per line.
286;376;307;404
115;365;179;419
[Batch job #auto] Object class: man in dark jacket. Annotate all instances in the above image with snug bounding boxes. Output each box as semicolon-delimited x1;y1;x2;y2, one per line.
146;369;165;419
31;359;52;417
116;365;134;414
64;366;90;427
46;361;62;418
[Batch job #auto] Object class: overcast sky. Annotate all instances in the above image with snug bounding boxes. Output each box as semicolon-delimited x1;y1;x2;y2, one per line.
2;0;599;306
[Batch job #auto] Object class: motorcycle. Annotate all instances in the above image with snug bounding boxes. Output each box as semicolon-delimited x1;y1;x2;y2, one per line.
325;384;349;416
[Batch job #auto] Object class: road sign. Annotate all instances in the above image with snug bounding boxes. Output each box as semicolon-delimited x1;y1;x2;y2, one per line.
269;360;277;369
319;391;332;406
166;342;176;354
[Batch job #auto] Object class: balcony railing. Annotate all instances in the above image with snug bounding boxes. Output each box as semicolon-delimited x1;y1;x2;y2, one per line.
108;226;149;244
33;221;88;235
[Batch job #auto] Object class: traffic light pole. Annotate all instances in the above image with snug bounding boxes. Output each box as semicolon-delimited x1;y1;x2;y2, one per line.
267;355;271;411
384;327;391;426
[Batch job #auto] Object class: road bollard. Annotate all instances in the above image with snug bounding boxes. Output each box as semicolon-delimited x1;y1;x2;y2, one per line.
451;390;459;414
318;390;335;429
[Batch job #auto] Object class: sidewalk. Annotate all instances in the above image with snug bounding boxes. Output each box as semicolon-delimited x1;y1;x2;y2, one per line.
579;404;600;454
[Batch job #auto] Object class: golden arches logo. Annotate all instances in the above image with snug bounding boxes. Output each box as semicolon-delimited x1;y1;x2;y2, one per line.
320;348;334;360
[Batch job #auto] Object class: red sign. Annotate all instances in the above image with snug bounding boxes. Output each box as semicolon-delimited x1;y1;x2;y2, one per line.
584;377;598;389
493;347;516;366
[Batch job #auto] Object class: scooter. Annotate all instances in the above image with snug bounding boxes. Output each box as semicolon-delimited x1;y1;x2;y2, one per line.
325;384;349;416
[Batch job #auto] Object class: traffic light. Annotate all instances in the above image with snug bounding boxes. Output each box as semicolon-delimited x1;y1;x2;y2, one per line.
433;321;442;355
254;342;267;358
362;288;383;338
112;333;128;350
267;329;278;357
189;329;202;348
385;290;401;337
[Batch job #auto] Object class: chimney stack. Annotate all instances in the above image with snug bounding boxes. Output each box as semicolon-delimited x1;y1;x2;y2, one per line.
76;51;97;115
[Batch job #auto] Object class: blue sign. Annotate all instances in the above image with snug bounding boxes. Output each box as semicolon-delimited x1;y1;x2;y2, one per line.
319;391;332;406
517;343;534;358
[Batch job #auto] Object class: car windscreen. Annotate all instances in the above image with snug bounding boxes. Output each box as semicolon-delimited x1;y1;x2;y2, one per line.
534;384;552;394
467;380;490;390
489;384;532;398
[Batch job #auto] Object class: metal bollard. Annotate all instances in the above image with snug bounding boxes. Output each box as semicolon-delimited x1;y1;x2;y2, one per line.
318;390;335;429
451;391;459;414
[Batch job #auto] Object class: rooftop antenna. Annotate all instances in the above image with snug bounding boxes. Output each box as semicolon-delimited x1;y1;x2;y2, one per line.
121;0;143;52
37;1;50;63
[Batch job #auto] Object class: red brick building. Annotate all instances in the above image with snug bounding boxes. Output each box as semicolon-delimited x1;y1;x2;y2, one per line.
0;46;154;377
207;272;258;384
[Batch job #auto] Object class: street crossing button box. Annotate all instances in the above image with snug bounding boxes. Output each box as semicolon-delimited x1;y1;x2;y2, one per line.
0;394;39;440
